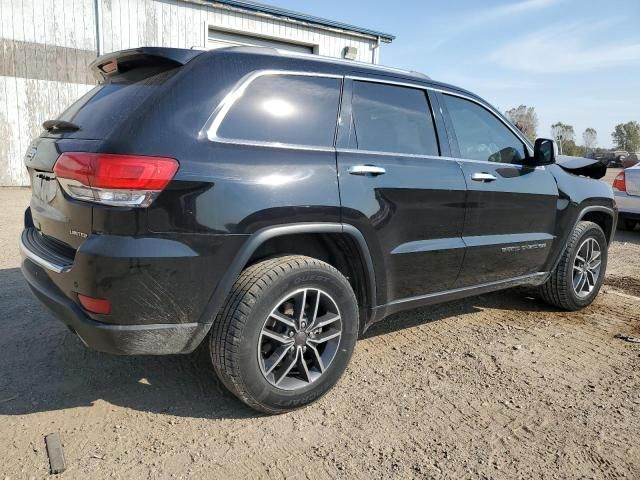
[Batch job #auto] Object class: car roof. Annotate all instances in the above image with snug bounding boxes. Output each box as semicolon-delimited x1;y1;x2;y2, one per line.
202;46;479;99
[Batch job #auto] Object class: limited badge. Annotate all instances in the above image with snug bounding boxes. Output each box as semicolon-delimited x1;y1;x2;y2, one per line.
69;229;88;239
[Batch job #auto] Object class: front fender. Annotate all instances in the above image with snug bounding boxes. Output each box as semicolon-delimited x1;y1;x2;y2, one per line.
544;165;616;272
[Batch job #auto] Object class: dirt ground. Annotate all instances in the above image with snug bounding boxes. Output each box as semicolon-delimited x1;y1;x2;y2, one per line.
1;169;639;479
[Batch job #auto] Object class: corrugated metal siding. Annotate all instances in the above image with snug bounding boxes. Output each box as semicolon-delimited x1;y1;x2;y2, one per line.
0;0;97;185
0;0;380;186
99;0;377;61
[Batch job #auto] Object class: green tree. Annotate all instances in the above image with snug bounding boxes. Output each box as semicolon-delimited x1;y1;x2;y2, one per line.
582;128;597;151
551;122;575;155
612;121;640;152
505;105;538;142
562;141;586;157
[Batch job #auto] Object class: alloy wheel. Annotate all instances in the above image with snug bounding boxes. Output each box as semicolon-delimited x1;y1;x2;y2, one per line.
258;288;342;390
572;237;602;299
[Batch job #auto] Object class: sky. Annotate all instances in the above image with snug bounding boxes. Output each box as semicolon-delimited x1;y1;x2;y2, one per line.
262;0;640;148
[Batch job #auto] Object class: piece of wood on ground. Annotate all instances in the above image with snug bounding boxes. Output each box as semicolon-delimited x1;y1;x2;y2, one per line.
44;432;66;474
614;333;640;344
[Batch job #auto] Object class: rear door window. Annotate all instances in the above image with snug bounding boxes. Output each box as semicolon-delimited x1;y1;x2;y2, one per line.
443;94;527;164
350;81;439;156
217;74;341;147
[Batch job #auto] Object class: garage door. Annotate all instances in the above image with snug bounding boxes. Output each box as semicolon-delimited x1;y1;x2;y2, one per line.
207;29;314;54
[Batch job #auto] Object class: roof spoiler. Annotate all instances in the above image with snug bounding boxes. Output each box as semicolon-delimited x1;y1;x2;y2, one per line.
89;47;203;79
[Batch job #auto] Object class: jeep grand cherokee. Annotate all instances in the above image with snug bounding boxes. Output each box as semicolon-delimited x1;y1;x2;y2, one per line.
20;47;617;413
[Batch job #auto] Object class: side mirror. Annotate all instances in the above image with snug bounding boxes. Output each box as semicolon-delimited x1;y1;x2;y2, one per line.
533;138;556;165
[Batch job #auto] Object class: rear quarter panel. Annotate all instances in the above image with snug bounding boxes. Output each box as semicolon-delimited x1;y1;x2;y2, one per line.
148;144;341;234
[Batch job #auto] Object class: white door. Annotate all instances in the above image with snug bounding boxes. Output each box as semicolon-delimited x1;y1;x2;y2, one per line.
207;29;314;54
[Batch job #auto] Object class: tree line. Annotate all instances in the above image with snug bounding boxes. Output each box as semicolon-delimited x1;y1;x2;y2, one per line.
504;105;640;157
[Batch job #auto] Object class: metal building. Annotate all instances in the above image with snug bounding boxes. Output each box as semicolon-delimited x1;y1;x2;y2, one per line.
0;0;394;185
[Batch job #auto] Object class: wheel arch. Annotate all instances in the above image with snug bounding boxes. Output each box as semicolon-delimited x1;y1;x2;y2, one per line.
548;204;616;276
198;223;378;335
578;205;617;245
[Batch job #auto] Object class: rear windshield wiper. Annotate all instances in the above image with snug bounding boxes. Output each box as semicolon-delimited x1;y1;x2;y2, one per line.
42;120;80;132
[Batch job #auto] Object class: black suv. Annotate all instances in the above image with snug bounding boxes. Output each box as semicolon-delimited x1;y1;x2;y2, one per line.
20;47;617;413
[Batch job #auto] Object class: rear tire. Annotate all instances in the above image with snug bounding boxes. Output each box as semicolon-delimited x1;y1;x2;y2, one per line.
538;221;607;311
210;255;358;414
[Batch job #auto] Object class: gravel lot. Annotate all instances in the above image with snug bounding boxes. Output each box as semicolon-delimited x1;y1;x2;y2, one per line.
1;169;639;479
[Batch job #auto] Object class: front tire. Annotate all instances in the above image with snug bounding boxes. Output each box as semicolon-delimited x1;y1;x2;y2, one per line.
210;255;358;414
538;221;607;310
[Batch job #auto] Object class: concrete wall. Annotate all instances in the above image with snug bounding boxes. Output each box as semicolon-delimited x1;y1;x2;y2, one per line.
0;0;382;185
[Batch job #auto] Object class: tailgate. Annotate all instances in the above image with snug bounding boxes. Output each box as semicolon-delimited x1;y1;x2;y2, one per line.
24;48;202;249
626;168;640;196
41;47;201;141
25;137;97;250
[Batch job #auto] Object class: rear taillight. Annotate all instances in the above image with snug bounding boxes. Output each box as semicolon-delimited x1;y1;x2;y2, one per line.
53;153;179;207
613;172;626;192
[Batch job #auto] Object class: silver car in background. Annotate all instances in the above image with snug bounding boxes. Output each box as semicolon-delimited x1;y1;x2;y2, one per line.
614;164;640;230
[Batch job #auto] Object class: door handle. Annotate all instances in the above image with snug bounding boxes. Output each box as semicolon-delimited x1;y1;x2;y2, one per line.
471;172;497;182
348;165;386;176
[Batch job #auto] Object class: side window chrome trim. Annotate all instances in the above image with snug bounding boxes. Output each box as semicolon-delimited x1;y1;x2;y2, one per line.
337;147;443;160
201;69;533;156
205;137;336;152
456;156;545;170
201;69;343;151
346;74;430;91
336;148;544;170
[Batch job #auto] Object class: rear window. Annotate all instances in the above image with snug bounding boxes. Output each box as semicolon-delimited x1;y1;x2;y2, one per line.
216;74;341;148
52;67;177;139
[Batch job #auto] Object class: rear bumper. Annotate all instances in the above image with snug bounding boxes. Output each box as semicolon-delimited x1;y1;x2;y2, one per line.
19;223;248;355
21;257;210;355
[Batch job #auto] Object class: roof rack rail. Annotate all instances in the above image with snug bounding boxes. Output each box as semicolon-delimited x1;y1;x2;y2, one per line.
272;48;430;80
208;46;433;81
410;70;431;80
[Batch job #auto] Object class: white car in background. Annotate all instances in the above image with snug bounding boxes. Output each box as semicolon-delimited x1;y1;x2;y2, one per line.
614;164;640;231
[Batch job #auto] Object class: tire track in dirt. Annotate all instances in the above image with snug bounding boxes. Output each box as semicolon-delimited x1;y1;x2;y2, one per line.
606;274;640;297
1;188;640;479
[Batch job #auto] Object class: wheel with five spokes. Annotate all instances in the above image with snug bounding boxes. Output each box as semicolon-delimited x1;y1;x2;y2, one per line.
210;255;358;414
538;221;608;310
